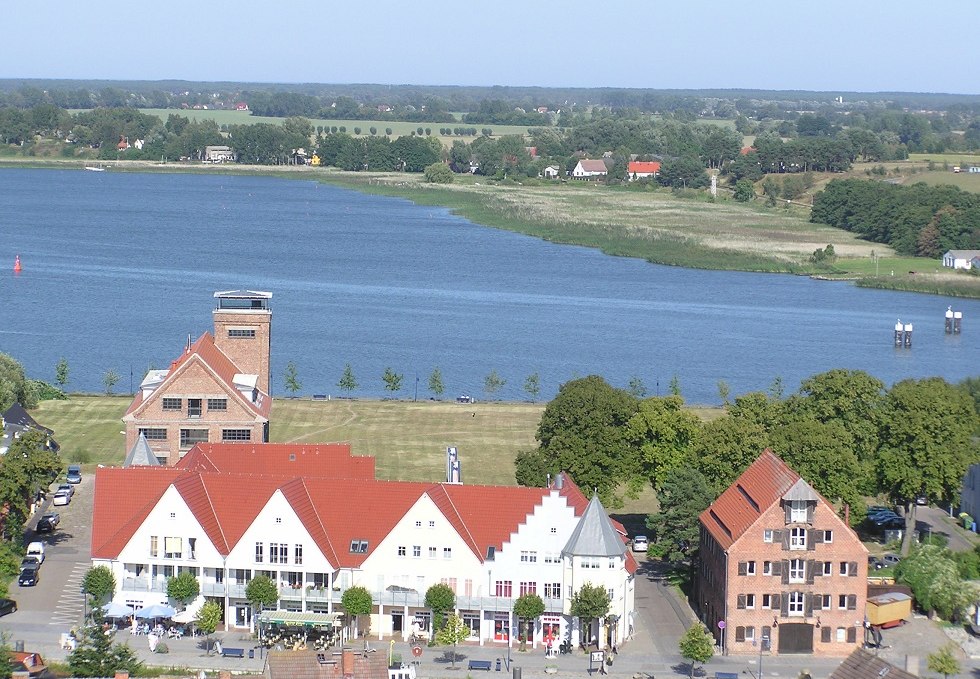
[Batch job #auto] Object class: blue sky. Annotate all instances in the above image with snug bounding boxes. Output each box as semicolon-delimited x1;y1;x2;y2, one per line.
3;1;977;94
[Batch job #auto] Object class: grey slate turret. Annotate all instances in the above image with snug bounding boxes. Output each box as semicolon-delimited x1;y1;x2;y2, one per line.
123;432;160;467
562;494;625;557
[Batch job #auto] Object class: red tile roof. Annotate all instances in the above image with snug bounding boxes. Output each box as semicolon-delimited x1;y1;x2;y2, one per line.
93;456;605;569
124;333;271;419
699;449;800;550
177;443;374;479
627;161;661;174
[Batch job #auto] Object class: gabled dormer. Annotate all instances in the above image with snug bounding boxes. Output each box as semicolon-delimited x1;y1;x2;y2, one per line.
780;478;819;525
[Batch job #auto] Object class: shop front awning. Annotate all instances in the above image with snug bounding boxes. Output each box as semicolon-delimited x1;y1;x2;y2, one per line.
257;610;342;629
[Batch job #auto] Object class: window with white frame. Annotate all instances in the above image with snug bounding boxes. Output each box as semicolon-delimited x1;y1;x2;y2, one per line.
839;561;850;576
269;543;280;563
163;537;182;559
495;581;512;597
822;561;832;576
744;626;755;642
823;530;833;543
278;543;288;564
398;546;406;557
762;594;772;609
763;561;772;576
544;582;561;598
763;529;774;543
788;591;805;616
443;547;452;559
413;545;421;558
521;551;538;563
428;547;437;559
150;536;158;557
520;581;537;596
789;559;805;583
745;593;756;609
544;552;560;564
746;561;756;575
428;520;435;528
838;594;847;610
789;500;808;523
415;521;422;528
790;527;807;549
822;594;832;609
607;588;615;601
255;542;263;563
294;545;303;565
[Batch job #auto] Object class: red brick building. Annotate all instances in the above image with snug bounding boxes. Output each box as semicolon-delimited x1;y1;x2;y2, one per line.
694;450;868;656
122;291;273;465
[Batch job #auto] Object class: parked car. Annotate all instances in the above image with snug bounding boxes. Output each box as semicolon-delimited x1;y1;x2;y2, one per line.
18;564;39;587
66;465;82;484
35;513;59;533
56;483;74;499
868;556;884;570
19;557;40;572
26;542;44;564
52;490;70;506
883;553;901;567
0;598;16;616
632;535;649;552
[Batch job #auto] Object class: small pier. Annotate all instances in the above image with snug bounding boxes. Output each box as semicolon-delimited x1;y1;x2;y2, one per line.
945;306;963;334
894;319;913;348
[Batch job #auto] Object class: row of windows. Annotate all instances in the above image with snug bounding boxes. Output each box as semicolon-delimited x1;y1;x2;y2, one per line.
736;592;858;611
738;559;859;580
493;581;611;600
255;542;303;565
150;536;196;559
733;625;856;644
162;397;228;412
397;546;451;559
138;428;252;444
228;328;256;338
763;528;833;543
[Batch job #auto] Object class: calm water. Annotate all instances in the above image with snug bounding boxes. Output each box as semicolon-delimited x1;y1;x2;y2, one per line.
0;168;977;404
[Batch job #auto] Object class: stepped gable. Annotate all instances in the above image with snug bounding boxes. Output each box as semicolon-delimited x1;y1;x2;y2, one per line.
177;442;374;479
123;432;160;467
563;494;627;557
699;448;801;550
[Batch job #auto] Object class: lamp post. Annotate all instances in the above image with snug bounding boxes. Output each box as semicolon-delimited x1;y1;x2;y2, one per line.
757;635;769;679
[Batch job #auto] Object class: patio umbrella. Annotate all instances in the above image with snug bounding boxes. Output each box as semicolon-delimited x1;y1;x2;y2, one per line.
102;602;135;618
135;603;176;619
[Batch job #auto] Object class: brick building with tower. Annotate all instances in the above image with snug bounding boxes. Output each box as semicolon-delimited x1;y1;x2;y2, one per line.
122;290;273;465
694;450;868;656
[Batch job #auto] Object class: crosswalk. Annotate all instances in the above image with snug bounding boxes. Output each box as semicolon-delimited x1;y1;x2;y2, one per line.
49;563;88;626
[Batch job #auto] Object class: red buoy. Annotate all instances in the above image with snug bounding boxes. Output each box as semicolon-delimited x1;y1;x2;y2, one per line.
13;254;22;273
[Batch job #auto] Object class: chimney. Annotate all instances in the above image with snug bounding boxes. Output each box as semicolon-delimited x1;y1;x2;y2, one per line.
342;649;355;678
554;473;564;490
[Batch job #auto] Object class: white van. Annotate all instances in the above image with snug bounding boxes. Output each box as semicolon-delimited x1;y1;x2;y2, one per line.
26;542;44;564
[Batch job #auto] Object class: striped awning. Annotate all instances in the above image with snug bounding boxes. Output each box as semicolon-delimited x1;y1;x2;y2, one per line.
257;610;342;628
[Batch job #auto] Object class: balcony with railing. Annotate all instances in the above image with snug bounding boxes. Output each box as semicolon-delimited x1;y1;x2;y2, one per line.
122;577;167;593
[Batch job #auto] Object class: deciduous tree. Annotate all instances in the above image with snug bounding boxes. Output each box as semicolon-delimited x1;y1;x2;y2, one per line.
428;367;445;398
55;357;70;389
646;466;713;562
570;583;609;646
484;370;505;399
166;570;200;608
82;565;116;609
513;593;545;650
102;369;120;395
68;608;143;678
435;614;470;668
678;624;714;679
283;361;302;396
382;367;404;396
338;363;358;395
342;585;373;638
927;644;962;679
195;600;223;655
626;396;702;489
523;372;540;402
425;583;456;633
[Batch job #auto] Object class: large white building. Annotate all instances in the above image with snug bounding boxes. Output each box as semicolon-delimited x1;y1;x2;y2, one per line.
91;443;636;648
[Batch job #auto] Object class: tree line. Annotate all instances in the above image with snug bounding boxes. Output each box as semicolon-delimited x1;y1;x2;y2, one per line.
516;371;980;557
811;179;980;257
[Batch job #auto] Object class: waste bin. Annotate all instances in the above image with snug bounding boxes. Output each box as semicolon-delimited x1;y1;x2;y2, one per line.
495;658;501;671
513;667;522;679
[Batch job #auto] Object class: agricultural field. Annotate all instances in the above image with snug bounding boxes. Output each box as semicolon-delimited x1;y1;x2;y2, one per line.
136;109;532;146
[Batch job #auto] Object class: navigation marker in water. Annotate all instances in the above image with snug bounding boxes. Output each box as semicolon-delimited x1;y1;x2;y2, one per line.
894;319;913;348
13;254;21;273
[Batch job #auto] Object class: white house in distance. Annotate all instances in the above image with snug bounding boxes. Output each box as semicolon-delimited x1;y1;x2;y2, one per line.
91;443;637;648
942;249;980;270
571;159;608;179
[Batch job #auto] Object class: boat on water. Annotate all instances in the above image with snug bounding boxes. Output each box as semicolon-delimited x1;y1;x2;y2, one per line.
84;166;106;172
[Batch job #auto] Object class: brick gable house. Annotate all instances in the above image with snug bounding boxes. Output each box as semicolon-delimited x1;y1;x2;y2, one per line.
694;450;867;656
122;291;272;465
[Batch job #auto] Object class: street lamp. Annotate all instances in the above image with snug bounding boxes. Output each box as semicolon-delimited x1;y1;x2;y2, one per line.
757;635;770;679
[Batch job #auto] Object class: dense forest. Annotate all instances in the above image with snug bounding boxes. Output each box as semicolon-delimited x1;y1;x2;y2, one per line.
811;180;980;256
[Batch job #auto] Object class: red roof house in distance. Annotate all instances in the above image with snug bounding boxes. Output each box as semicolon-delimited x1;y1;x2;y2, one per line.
627;161;661;180
694;449;867;656
122;290;273;466
91;444;637;648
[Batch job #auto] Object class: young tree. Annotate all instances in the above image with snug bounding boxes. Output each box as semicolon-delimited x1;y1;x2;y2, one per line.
678;623;714;679
484;370;505;399
68;608;143;678
195;600;223;655
428;367;445;399
82;565;116;610
341;585;373;639
245;575;279;630
283;360;302;396
927;644;961;679
523;372;541;402
716;380;730;405
513;593;545;650
166;570;201;609
434;613;470;668
627;377;647;398
668;375;681;396
338;363;358;396
382;367;403;396
425;583;456;633
569;583;609;647
55;357;70;389
102;368;120;395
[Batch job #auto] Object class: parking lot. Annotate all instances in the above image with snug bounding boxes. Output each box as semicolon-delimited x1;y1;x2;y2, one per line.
0;472;96;655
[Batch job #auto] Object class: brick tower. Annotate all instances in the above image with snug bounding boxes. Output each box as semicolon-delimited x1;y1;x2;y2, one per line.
212;290;273;393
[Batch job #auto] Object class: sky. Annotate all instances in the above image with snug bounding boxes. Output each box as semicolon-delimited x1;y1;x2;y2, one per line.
2;1;978;95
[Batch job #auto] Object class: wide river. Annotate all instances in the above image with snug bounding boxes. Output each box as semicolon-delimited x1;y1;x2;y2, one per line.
0;168;977;404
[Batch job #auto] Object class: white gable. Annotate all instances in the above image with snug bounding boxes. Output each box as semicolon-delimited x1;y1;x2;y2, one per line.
117;485;221;565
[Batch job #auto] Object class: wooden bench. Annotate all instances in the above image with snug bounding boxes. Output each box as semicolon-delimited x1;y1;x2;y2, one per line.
222;647;246;658
312;394;328;401
468;660;492;671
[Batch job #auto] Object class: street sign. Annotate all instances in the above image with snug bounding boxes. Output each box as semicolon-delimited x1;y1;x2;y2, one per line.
590;651;604;663
411;645;423;657
717;620;726;629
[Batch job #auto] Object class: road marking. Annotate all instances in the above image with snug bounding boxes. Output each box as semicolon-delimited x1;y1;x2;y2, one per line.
49;563;91;625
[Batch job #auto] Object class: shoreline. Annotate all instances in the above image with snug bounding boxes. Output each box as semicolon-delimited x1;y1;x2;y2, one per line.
4;158;978;299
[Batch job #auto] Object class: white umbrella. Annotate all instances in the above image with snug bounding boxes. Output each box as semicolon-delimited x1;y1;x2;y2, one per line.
172;609;196;624
135;603;176;619
102;602;135;618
